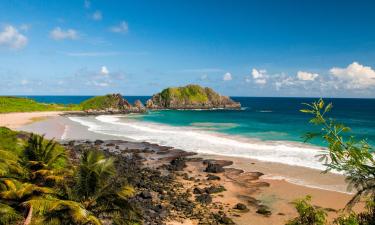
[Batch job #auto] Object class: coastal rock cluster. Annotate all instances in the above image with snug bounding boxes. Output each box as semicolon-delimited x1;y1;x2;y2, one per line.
78;85;241;114
61;138;273;224
146;84;241;110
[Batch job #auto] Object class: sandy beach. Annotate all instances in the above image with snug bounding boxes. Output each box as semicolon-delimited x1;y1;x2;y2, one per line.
0;111;67;129
8;114;363;224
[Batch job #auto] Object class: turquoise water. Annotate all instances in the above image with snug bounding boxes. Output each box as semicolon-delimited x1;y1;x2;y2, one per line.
22;96;375;147
137;97;375;147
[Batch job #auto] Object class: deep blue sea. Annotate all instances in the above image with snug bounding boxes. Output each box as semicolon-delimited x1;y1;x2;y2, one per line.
22;96;375;147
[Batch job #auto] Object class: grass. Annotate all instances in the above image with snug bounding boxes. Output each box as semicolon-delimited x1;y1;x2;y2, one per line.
79;94;121;110
160;84;219;104
0;127;25;155
0;96;81;113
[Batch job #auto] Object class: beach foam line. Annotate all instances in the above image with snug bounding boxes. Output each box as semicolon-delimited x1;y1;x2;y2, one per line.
68;115;329;171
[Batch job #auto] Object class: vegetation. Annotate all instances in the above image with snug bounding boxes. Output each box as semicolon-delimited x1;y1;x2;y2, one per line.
0;127;138;225
0;96;80;113
147;84;241;109
287;99;375;225
159;84;211;104
286;196;327;225
79;94;130;111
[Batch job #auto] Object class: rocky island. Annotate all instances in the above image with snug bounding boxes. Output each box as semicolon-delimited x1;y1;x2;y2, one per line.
80;93;146;114
146;84;241;110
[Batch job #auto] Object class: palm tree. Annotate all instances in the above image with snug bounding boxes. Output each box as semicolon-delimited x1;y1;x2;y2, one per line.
1;131;139;225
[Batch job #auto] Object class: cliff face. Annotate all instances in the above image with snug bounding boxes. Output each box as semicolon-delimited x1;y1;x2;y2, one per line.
80;94;146;114
146;85;241;109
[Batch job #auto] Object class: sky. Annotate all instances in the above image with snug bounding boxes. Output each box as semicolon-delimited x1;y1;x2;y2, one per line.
0;0;375;97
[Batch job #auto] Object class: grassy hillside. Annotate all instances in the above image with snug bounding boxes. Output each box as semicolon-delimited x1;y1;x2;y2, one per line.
0;96;80;113
159;84;215;104
79;94;130;110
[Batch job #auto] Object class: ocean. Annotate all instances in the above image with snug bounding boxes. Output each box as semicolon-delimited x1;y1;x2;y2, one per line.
23;96;375;171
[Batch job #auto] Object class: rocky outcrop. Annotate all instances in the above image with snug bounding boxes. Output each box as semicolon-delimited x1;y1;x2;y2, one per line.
80;94;146;114
146;84;241;110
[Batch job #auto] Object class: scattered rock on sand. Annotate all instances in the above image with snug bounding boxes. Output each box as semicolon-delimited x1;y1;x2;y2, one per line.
207;174;221;181
168;157;186;171
205;185;226;194
196;193;212;204
256;205;272;216
205;162;225;173
233;203;247;211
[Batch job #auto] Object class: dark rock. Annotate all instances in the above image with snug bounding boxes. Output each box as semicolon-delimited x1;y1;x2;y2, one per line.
140;191;152;199
213;213;235;224
193;187;205;195
168;157;186;171
205;162;225;173
94;139;104;145
196;193;212;204
207;174;221;181
233;203;247;210
205;185;226;194
256;205;272;216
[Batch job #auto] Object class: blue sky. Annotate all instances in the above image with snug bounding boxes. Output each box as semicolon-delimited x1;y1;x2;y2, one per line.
0;0;375;97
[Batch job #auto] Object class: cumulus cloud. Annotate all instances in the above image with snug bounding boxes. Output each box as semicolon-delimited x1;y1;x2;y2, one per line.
297;71;319;81
50;27;78;40
275;76;296;90
100;66;109;75
0;25;28;49
92;11;102;21
251;68;267;84
330;62;375;89
110;21;129;33
223;72;232;81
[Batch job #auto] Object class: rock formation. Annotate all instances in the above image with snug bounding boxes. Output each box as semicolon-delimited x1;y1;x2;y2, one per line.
80;93;146;114
146;84;241;109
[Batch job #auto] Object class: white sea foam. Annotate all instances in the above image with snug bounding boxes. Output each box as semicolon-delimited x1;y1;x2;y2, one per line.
68;115;329;171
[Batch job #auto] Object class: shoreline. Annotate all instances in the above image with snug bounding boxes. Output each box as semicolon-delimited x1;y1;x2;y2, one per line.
5;112;364;224
17;113;350;194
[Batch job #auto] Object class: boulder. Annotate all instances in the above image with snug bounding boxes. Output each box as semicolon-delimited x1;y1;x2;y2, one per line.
233;203;247;210
205;162;225;173
207;174;221;181
196;193;212;205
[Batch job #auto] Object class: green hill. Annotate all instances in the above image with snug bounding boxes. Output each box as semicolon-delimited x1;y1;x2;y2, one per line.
79;94;145;113
0;96;79;113
146;84;241;109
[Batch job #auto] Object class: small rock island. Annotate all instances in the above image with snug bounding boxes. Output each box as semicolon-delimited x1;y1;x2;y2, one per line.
80;93;146;114
146;84;241;110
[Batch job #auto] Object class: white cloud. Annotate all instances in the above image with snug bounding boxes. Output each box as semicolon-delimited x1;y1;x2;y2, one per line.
92;11;102;21
255;79;267;84
297;71;319;81
200;74;208;80
50;27;78;40
330;62;375;89
101;66;109;75
110;21;129;33
251;68;267;84
275;76;295;90
223;72;232;81
0;25;28;49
